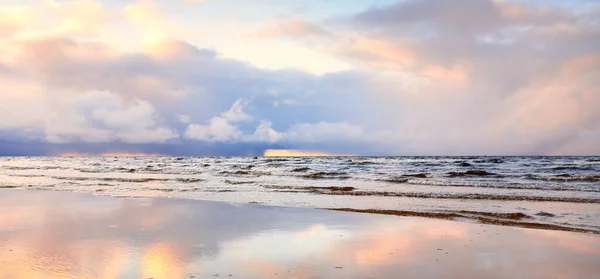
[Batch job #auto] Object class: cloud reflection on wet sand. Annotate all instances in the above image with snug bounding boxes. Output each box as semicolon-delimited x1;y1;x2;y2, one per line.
0;190;598;279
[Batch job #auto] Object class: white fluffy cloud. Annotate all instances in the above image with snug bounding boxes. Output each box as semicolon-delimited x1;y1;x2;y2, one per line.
185;118;242;142
185;99;375;145
184;99;251;142
29;90;176;144
250;121;282;143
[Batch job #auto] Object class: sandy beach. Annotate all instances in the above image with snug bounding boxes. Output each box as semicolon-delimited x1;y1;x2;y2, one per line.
0;189;598;279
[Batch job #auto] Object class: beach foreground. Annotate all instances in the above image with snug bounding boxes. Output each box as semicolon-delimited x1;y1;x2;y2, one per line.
0;190;598;279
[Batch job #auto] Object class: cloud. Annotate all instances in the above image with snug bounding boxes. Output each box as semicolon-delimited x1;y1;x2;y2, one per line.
179;114;191;124
255;19;332;38
184;99;251;142
0;5;36;37
42;90;177;144
0;31;374;151
0;0;598;155
185;118;241;142
50;0;109;36
273;99;301;107
184;99;375;145
251;121;282;143
123;0;173;45
333;0;600;154
221;99;253;122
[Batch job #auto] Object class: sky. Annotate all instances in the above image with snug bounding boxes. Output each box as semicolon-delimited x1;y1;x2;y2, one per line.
0;0;598;156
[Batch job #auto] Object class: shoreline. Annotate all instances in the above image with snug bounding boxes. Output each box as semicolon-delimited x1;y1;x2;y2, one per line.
325;208;599;234
5;187;600;235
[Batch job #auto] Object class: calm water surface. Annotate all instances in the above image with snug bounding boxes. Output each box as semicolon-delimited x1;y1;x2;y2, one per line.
0;190;598;279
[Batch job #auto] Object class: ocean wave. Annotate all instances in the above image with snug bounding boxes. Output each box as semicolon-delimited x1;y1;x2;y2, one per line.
76;165;208;174
473;158;505;164
301;171;350;179
147;188;176;192
234;165;254;170
49;176;203;183
76;169;106;173
41;166;71;170
377;178;409;184
217;170;270;177
447;170;498;177
264;185;355;191
550;166;593;171
400;180;600;192
348;159;378;165
1;166;71;171
271;187;600;203
291;167;311;172
265;158;290;162
535;211;556;217
402;173;429;178
175;178;204;183
224;180;255;185
54;176;169;183
525;174;600;182
204;189;236;193
6;174;48;178
76;168;134;173
1;166;35;170
411;162;442;167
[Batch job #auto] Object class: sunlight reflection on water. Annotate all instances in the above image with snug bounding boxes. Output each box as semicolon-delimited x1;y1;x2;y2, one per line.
0;190;598;279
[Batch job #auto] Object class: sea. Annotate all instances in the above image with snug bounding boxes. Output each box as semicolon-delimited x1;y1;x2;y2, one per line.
0;156;598;233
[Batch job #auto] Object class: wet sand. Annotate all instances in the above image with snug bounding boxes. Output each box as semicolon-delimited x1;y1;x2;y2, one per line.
0;190;599;279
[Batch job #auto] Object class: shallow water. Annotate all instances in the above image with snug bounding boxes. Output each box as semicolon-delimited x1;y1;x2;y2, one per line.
0;156;599;232
0;190;599;279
